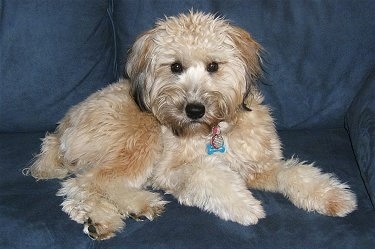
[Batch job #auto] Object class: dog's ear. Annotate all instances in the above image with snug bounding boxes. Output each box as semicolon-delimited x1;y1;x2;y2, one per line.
126;30;155;112
227;26;263;110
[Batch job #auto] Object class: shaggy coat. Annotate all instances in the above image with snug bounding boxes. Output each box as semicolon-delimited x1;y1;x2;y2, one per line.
25;12;356;240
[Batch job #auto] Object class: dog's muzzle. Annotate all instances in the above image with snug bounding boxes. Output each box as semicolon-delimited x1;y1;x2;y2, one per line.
185;103;205;120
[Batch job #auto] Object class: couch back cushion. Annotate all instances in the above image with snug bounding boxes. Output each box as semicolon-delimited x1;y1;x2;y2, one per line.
0;0;117;132
2;1;375;132
115;0;375;130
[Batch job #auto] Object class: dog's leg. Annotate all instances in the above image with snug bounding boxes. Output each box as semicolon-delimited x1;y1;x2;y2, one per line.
155;157;265;225
247;158;357;217
58;177;124;240
23;133;69;179
58;169;167;240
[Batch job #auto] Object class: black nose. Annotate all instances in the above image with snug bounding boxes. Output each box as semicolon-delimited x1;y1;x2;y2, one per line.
185;103;205;119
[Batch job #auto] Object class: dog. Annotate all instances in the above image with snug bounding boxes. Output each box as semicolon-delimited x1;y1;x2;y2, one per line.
25;12;357;240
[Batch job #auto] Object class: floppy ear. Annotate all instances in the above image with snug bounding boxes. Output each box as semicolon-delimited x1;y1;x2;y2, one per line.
126;30;155;112
227;26;263;110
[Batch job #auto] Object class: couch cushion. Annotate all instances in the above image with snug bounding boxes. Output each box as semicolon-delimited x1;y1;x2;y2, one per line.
1;130;374;249
114;0;375;130
0;0;117;132
2;1;375;132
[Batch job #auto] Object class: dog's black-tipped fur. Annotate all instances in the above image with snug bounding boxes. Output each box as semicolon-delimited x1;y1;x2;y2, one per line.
131;80;150;112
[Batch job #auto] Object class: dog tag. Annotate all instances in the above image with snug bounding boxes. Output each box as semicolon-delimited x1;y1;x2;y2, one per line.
207;126;226;155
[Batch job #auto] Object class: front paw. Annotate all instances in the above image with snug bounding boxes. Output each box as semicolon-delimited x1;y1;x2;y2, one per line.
317;184;357;217
278;161;357;217
292;176;357;217
128;198;168;221
180;189;266;226
84;217;120;240
225;197;266;225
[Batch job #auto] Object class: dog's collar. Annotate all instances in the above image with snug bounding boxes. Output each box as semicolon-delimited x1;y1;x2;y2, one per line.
206;125;226;155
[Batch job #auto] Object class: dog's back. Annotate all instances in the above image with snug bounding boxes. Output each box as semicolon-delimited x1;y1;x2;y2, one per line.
25;79;161;180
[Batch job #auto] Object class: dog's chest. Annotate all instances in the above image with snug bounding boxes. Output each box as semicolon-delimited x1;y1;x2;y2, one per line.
166;135;208;162
159;126;253;171
157;111;282;178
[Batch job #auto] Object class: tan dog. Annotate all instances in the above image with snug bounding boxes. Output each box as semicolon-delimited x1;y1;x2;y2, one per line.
25;12;357;240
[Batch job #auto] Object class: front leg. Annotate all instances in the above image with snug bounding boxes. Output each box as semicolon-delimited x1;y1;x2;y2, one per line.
154;157;265;225
58;164;167;240
247;158;357;217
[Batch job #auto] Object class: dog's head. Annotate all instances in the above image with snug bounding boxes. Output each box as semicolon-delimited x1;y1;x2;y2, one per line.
126;12;262;137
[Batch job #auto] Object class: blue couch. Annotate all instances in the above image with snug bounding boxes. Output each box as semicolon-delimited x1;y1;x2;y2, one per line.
1;1;375;248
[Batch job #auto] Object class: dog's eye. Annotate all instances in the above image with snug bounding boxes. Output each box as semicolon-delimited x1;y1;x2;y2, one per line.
207;62;219;73
171;62;184;74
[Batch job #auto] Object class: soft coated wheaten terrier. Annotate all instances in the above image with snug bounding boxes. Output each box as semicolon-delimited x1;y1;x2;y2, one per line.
25;12;357;240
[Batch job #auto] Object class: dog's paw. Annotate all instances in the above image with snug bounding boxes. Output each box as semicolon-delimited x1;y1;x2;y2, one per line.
128;197;168;221
226;197;266;226
289;175;358;217
191;189;266;226
317;184;357;217
278;161;357;217
83;217;120;240
81;201;125;240
128;202;166;221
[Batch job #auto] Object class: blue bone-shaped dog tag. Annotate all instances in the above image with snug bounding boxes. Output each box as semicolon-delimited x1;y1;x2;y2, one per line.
206;143;226;155
206;126;226;155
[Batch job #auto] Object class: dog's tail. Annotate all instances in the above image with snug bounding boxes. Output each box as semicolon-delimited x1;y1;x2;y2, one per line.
23;133;68;180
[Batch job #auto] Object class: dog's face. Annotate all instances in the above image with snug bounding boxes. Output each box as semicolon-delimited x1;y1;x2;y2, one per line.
127;12;262;137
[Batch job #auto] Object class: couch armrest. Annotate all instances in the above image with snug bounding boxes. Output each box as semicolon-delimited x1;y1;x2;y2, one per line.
346;75;375;206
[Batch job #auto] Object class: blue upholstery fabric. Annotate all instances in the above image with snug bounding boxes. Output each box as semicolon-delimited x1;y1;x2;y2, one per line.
1;0;375;248
346;76;375;205
0;0;116;132
114;0;375;130
1;130;374;249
